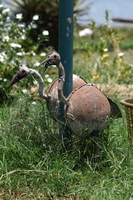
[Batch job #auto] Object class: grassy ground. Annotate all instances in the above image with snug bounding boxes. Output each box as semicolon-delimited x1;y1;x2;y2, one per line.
0;94;132;200
1;27;133;199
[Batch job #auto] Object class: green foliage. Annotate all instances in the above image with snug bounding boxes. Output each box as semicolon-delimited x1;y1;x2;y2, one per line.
74;10;133;85
0;4;50;103
4;0;90;49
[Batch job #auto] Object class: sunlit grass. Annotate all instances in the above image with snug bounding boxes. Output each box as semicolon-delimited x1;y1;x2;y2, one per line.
0;89;133;199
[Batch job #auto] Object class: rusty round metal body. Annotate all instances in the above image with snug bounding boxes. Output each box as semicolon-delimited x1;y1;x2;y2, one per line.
65;84;111;138
46;74;86;118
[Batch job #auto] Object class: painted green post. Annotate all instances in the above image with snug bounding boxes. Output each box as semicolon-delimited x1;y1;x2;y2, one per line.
58;0;73;142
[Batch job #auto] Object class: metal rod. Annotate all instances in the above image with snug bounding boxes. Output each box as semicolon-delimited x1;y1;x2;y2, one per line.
58;0;73;142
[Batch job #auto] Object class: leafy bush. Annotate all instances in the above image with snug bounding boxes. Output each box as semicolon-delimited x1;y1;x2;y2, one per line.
74;11;133;85
4;0;90;50
0;4;50;103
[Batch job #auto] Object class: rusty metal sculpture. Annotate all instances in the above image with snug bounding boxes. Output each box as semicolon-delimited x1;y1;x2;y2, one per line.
39;49;122;155
8;59;86;120
46;75;86;118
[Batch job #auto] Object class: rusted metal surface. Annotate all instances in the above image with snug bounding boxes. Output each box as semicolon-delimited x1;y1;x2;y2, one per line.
66;84;111;138
47;75;86;119
8;60;28;87
39;49;121;141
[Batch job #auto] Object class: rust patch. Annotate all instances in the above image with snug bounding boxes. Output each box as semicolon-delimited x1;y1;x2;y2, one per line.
47;75;86;118
66;85;111;138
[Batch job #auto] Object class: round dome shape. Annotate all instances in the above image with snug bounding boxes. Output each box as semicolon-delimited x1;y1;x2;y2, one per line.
65;84;111;138
46;75;86;118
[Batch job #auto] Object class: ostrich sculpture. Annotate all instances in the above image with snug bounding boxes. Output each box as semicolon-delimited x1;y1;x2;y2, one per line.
8;59;86;120
38;48;122;155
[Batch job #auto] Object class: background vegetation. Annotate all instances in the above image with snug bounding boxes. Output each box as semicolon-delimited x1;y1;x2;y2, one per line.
1;1;133;199
3;0;90;49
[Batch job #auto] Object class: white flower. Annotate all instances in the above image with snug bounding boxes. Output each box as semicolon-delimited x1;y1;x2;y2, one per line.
42;30;49;35
0;5;3;8
0;57;4;62
3;36;10;42
16;52;22;56
16;52;25;56
16;13;23;19
0;52;7;62
22;89;29;94
33;15;39;20
79;28;93;37
118;52;124;57
33;80;38;85
32;101;37;105
40;52;46;57
2;52;7;57
21;35;26;40
3;78;7;82
31;24;37;29
104;48;108;52
34;62;40;67
18;24;25;28
45;74;49;78
0;19;3;25
47;78;52;83
2;8;10;13
6;16;10;22
10;43;22;48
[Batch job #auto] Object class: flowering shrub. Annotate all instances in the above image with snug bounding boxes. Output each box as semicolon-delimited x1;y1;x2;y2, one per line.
74;11;133;85
0;4;50;103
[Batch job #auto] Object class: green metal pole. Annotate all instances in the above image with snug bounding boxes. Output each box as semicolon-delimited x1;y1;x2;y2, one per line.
58;0;73;142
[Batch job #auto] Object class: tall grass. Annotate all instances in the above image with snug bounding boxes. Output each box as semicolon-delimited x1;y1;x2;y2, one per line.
0;91;133;199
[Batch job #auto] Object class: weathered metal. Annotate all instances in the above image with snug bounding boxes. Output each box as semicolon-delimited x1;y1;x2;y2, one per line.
66;84;111;138
47;75;86;119
8;60;87;121
39;49;122;141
